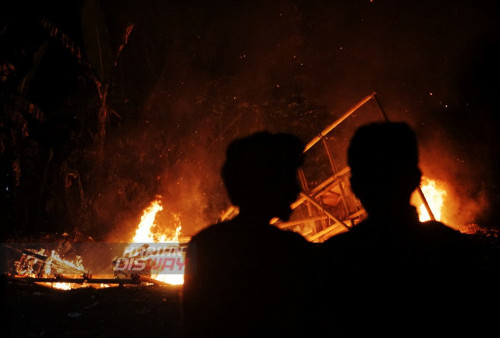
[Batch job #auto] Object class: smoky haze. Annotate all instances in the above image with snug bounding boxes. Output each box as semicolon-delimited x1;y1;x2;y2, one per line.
2;0;498;239
102;0;500;237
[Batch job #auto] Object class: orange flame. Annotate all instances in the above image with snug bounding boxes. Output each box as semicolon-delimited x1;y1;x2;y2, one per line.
124;197;185;285
413;177;447;222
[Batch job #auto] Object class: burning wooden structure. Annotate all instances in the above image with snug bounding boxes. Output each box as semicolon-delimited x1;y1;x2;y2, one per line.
222;92;436;242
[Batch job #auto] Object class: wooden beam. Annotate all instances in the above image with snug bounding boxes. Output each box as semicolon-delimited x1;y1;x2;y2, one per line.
299;192;351;230
307;222;347;242
275;215;328;229
290;167;351;209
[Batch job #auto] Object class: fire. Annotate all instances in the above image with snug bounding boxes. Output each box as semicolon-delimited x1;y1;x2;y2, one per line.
11;197;186;289
131;200;165;243
38;250;87;290
413;177;447;222
14;247;91;290
50;282;73;290
123;197;185;285
43;250;86;276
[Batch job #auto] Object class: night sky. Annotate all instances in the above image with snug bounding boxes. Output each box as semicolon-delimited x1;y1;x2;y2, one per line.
1;0;499;239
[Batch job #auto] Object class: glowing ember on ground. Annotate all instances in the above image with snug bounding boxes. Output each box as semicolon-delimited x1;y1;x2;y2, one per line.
48;282;73;290
413;177;447;222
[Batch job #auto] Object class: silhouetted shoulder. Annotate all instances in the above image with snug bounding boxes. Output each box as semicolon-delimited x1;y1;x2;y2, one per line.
188;221;235;244
191;218;310;243
417;220;477;251
419;220;464;235
265;223;312;246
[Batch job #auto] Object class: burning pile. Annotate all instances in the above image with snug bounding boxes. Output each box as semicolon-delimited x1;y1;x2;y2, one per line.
13;246;90;290
6;196;188;289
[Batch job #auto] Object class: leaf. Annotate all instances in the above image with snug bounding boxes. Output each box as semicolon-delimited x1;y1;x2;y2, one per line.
115;24;134;66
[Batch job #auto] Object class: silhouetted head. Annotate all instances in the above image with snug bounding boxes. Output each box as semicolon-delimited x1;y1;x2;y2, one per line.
222;131;305;222
347;122;422;217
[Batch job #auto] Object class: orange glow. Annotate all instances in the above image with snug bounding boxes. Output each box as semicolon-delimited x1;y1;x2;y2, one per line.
413;177;447;222
46;282;73;290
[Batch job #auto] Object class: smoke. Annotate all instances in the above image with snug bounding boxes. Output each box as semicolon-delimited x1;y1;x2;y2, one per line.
89;0;500;239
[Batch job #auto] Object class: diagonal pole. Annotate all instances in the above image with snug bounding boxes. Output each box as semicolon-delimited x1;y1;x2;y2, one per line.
372;93;436;221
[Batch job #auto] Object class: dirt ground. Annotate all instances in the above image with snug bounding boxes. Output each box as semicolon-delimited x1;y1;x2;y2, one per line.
3;277;183;338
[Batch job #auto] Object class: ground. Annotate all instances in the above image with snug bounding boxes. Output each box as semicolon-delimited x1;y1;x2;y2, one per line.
3;278;183;338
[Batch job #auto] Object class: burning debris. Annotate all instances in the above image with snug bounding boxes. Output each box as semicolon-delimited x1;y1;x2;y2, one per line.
3;196;188;290
120;198;186;286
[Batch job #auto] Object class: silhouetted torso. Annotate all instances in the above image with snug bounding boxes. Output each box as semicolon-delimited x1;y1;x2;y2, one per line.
321;206;480;337
327;206;474;275
319;122;484;337
183;215;314;338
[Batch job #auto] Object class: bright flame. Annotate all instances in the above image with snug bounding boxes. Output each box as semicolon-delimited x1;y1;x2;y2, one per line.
124;197;185;285
413;177;447;222
131;200;164;243
50;282;72;290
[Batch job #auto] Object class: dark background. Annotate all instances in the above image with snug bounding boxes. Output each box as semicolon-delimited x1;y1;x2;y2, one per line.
1;0;499;241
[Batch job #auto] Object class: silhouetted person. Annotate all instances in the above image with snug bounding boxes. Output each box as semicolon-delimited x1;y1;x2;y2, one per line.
321;121;483;337
182;131;316;338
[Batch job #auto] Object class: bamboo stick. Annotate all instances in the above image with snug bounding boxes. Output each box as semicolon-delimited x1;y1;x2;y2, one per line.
303;92;376;152
299;193;350;230
275;215;328;229
307;222;347;242
290;167;351;209
308;209;367;242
